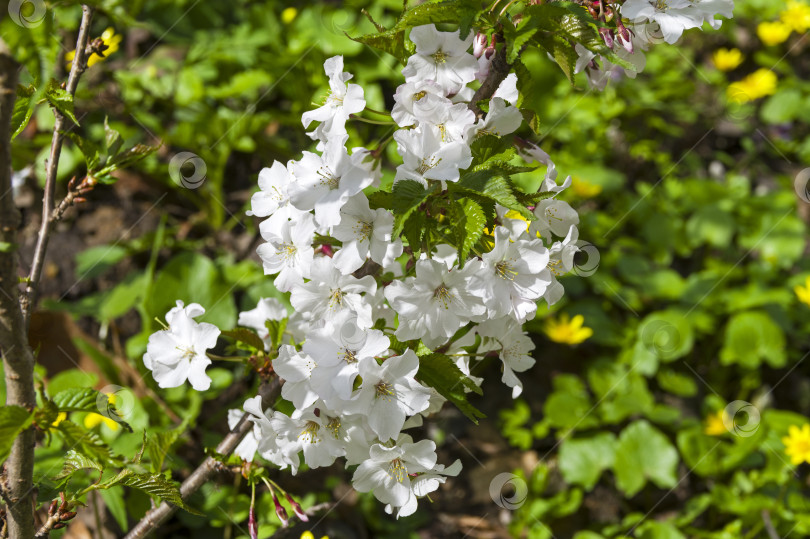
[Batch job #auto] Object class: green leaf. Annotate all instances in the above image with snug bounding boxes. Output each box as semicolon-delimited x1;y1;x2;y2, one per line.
56;420;120;466
504;15;540;64
613;420;679;496
451;198;486;264
416;353;485;423
457;170;533;219
98;487;128;532
391;180;435;237
75;245;128;280
147;430;183;473
349;0;481;61
534;32;578;82
265;318;288;349
52;388;132;431
0;406;34;465
53;449;104;480
112;471;202;515
720;311;786;368
12;84;36;139
637;311;694;362
222;327;266;352
104;117;124;157
559;432;617;490
44;79;79;125
66;132;101;171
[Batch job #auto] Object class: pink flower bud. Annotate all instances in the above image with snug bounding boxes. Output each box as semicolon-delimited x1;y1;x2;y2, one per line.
272;491;289;527
248;504;258;539
285;492;309;522
599;27;614;49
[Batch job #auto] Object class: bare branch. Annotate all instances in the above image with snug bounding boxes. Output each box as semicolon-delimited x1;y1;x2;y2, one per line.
123;378;283;539
468;41;511;117
21;5;95;326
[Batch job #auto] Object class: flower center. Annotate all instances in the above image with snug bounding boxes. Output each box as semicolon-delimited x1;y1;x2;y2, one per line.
375;380;396;400
279;242;297;262
548;258;564;276
416;156;442;175
354;220;373;242
433;283;454;309
176;346;196;361
387;457;408;482
328;288;344;309
327;92;344;107
412;90;427;101
299;420;321;443
326;416;341;439
317;166;340;190
431;50;449;64
654;0;668;10
495;260;518;281
341;348;358;364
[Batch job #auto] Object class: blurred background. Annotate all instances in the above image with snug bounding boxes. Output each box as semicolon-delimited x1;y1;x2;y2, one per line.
3;0;810;537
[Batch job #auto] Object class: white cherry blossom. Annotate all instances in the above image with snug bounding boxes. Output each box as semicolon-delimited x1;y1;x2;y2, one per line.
478;316;536;397
143;301;220;391
302;56;366;141
402;25;479;95
237;297;288;349
332;194;403;274
393;126;472;187
256;212;316;292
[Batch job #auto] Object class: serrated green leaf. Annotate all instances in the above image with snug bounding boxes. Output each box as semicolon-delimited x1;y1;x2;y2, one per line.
44;79;79;125
402;211;425;252
51;388;132;431
504;15;539;64
534;32;578;82
452;198;486;263
12;84;36;139
104;117;123;157
222;327;266;352
0;406;34;465
417;353;485;423
67;132;101;171
53;449;104;480
147;430;183;473
368;190;393;210
56;420;120;466
112;471;202;515
457;170;533;219
392;180;435;237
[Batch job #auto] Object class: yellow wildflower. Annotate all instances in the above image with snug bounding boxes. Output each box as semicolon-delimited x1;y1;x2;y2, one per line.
795;276;810;307
300;532;329;539
543;314;593;345
781;0;810;33
727;69;778;103
66;27;122;69
571;177;602;198
757;21;792;46
51;412;67;427
704;410;727;436
782;424;810;465
83;392;120;431
712;48;744;71
282;7;298;24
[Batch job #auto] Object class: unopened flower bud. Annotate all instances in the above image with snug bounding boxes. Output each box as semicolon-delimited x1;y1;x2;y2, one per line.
248;504;258;539
272;491;289;527
599;27;614;49
473;33;488;58
285;491;309;522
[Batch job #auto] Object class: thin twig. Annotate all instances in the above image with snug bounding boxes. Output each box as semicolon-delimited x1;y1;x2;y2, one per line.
21;5;95;327
468;40;511;117
123;378;282;539
761;510;780;539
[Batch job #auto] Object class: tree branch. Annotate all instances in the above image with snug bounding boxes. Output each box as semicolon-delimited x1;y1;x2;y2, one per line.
0;37;38;539
123;378;283;539
468;41;511;117
20;5;95;326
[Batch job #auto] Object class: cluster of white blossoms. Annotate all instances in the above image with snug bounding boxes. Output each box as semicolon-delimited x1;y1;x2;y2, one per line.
574;0;734;90
142;17;700;518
